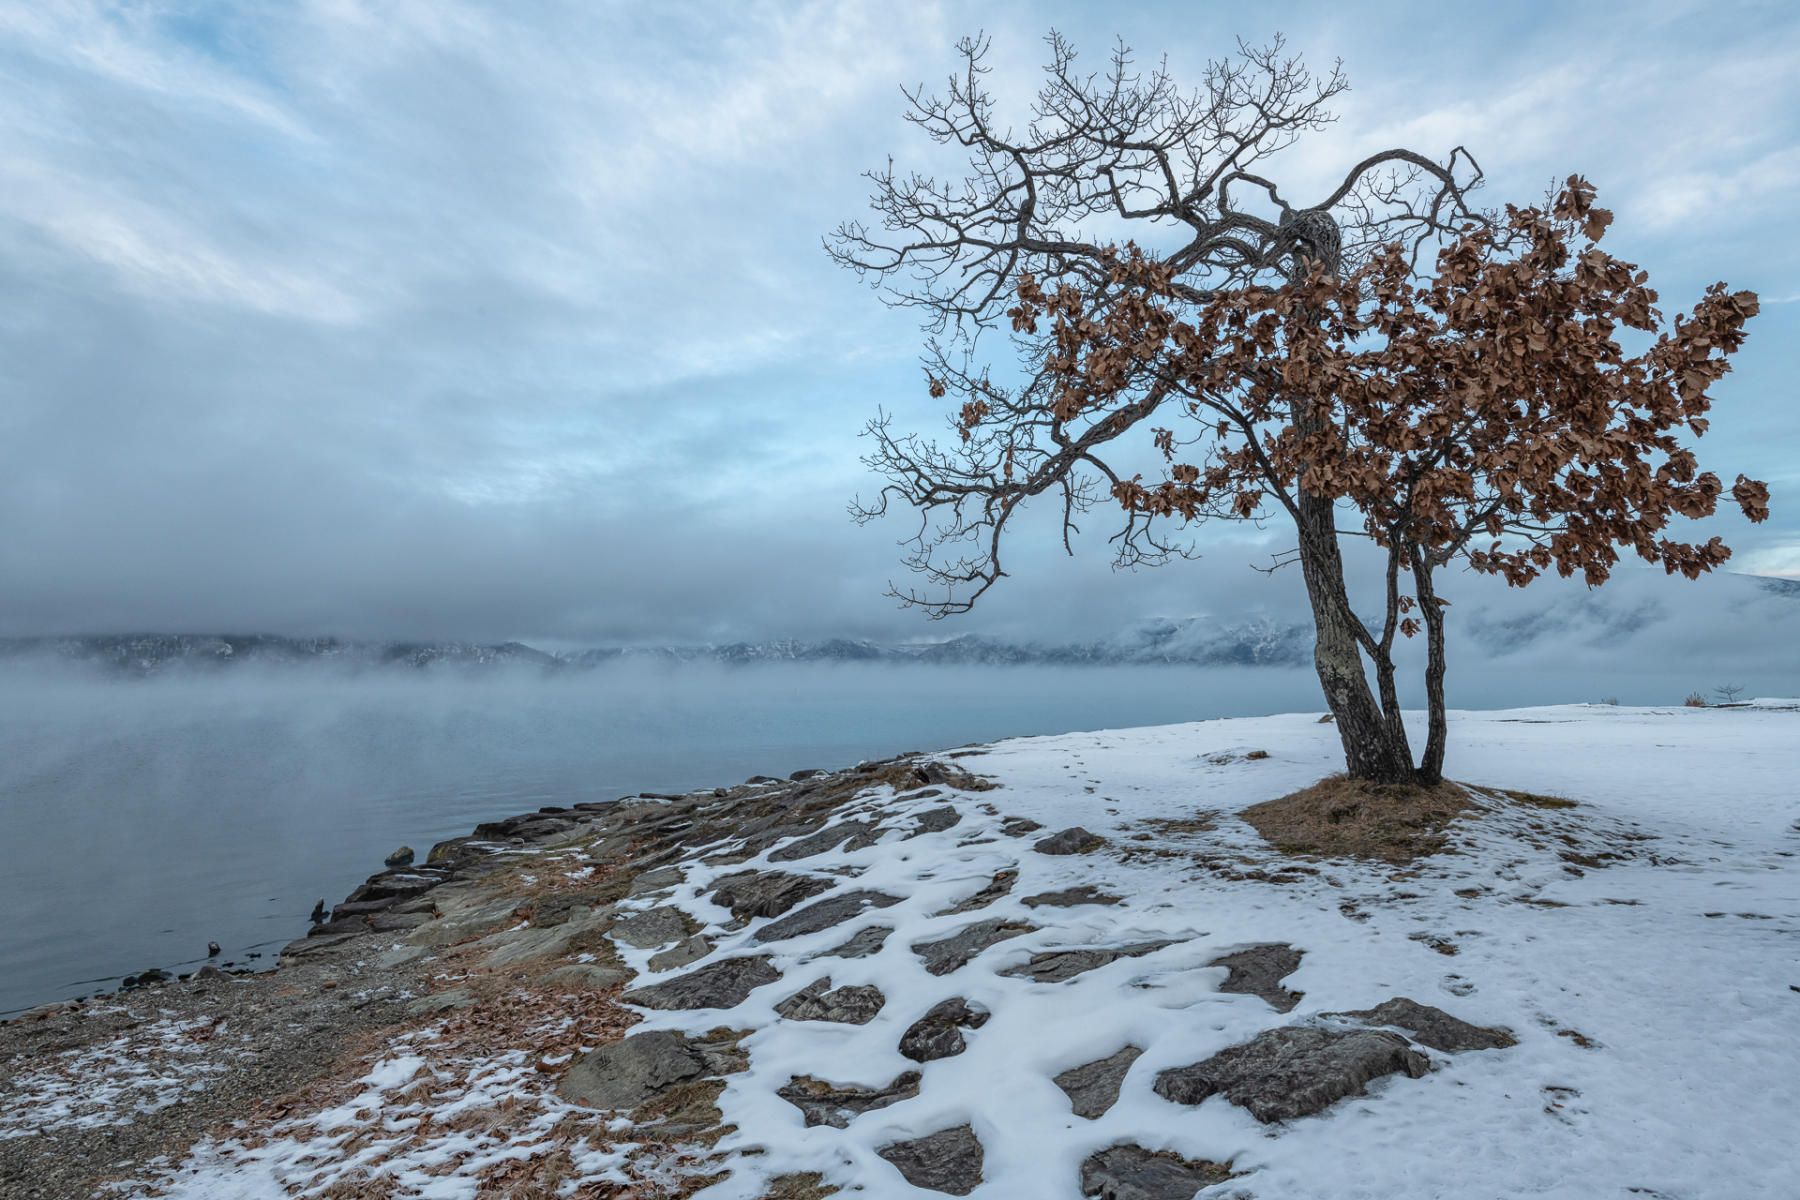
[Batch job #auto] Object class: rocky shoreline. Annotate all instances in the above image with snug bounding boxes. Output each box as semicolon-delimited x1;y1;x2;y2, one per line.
7;706;1793;1198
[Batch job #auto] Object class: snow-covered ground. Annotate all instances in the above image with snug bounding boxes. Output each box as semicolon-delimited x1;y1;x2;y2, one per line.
122;701;1800;1198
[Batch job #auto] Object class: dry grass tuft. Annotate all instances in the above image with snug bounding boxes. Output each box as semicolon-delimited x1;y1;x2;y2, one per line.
1490;787;1577;809
1241;775;1475;863
761;1172;842;1199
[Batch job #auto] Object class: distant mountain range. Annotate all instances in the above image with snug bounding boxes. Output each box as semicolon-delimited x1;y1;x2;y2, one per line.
0;616;1313;677
4;576;1793;678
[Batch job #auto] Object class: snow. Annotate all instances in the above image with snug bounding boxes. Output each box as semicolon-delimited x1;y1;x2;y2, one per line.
114;702;1800;1197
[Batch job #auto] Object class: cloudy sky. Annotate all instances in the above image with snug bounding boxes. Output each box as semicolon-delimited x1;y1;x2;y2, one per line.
2;0;1796;645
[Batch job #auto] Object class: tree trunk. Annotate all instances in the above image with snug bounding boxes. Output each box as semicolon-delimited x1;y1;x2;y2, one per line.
1295;490;1414;783
1412;551;1449;785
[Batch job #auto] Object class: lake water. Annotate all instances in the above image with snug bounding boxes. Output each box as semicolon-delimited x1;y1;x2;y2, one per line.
1;661;1341;1016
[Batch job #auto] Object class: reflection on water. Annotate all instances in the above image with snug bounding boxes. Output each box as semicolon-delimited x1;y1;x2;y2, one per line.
0;662;1328;1014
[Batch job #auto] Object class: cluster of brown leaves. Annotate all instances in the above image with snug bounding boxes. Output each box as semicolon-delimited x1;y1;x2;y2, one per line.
1001;176;1767;589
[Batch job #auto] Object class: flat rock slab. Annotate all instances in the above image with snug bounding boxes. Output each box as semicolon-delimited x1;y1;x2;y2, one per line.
899;997;990;1062
817;925;892;960
912;918;1038;976
777;1070;921;1128
769;820;881;862
628;866;684;897
1035;826;1108;855
877;1124;984;1195
1054;1046;1144;1119
774;977;886;1025
754;890;903;942
558;1028;746;1111
1209;943;1304;1012
937;870;1017;916
1326;996;1516;1052
610;906;689;949
710;870;834;920
1079;1144;1236;1199
1000;816;1044;837
1154;1025;1429;1123
620;954;780;1011
647;934;713;972
999;939;1180;984
905;806;962;837
1023;885;1123;908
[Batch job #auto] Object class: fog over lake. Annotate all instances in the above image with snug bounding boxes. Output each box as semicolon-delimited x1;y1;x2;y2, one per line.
3;646;1784;1016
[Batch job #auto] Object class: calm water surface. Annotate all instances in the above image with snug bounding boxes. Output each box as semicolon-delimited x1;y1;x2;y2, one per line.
0;662;1329;1015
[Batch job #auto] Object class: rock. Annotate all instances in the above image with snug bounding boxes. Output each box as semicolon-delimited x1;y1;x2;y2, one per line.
816;925;892;959
769;819;881;862
710;870;835;920
543;964;633;989
789;768;825;781
385;845;415;868
999;940;1179;983
1000;816;1044;837
937;870;1017;915
558;1028;746;1110
1053;1046;1144;1119
777;1070;921;1128
1209;943;1304;1012
1022;885;1123;908
877;1124;984;1195
648;934;714;972
206;941;220;956
1035;826;1108;855
774;977;886;1024
188;965;245;989
745;775;781;784
611;906;690;949
309;899;327;924
621;954;780;1010
912;918;1037;976
1153;1025;1430;1123
754;890;903;942
899;997;990;1062
627;866;684;897
404;987;476;1017
1325;996;1516;1052
906;806;962;837
1078;1144;1236;1199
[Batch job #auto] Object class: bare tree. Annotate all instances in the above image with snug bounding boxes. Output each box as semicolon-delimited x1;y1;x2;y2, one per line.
831;33;1766;784
1714;682;1747;704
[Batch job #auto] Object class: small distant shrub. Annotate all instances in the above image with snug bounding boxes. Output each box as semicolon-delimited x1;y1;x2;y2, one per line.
1684;692;1707;707
1598;696;1620;706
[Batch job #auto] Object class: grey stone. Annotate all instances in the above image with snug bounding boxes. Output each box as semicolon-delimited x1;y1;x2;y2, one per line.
404;894;522;948
709;870;835;920
628;866;684;897
999;940;1180;983
877;1124;984;1195
543;964;633;990
404;987;476;1017
1209;943;1304;1012
1079;1144;1236;1199
816;925;893;960
648;934;714;972
621;954;780;1010
1023;886;1124;908
769;819;881;862
384;845;415;867
912;918;1037;976
557;1029;746;1111
1053;1046;1144;1119
610;906;690;949
774;977;886;1024
1326;996;1516;1052
899;997;990;1062
1000;816;1044;837
754;890;903;942
377;944;433;968
1035;826;1108;855
937;870;1017;915
777;1070;921;1128
1153;1025;1430;1123
905;806;962;837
